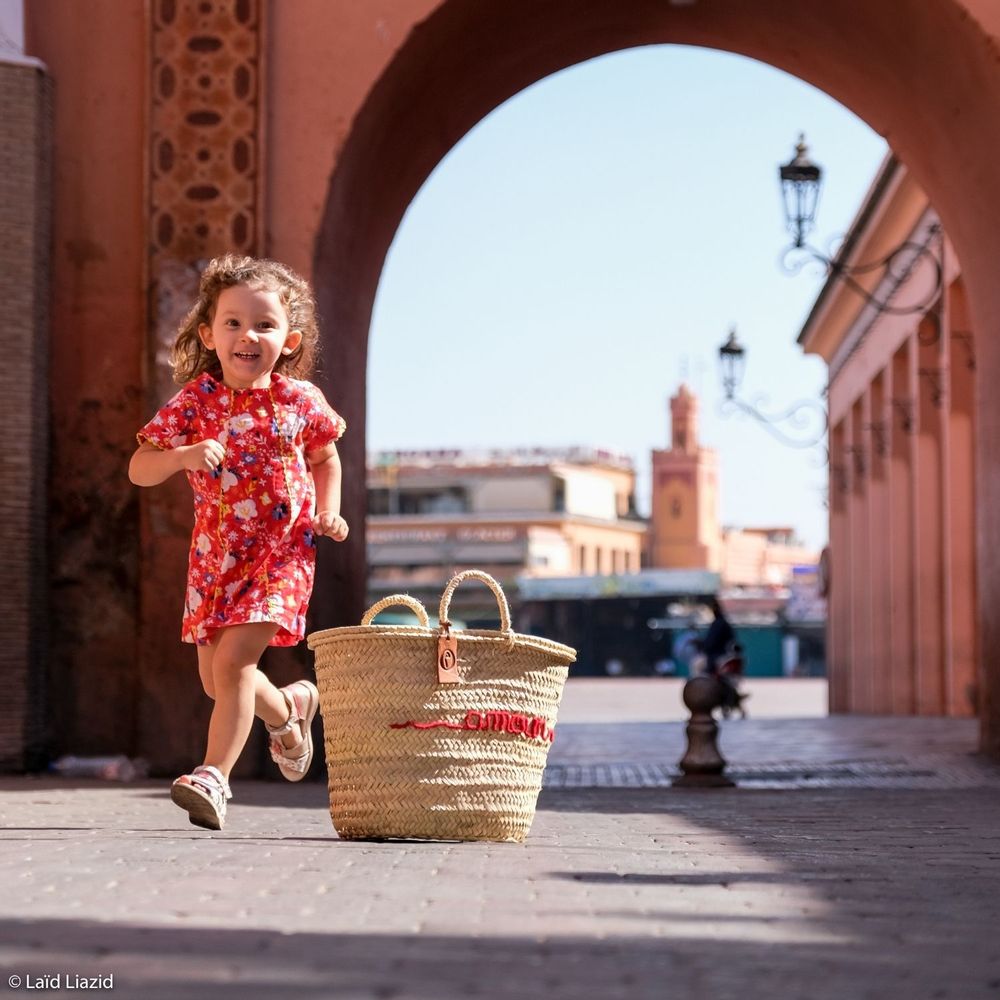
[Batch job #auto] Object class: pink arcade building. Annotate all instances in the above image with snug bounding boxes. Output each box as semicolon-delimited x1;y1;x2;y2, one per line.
800;154;979;721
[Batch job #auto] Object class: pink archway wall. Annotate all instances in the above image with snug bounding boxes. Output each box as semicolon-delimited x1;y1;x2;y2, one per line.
26;0;1000;768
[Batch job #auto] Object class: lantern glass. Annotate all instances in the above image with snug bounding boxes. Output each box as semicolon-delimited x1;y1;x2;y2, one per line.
718;328;746;401
779;135;822;247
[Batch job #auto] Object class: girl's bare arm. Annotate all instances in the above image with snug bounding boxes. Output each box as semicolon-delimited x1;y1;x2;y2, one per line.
309;442;349;540
128;440;225;486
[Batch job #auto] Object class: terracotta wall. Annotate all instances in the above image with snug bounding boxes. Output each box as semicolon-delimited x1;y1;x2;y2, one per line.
25;1;147;759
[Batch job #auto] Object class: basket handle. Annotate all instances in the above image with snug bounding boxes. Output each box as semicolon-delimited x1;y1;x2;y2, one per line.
438;570;513;633
360;594;430;628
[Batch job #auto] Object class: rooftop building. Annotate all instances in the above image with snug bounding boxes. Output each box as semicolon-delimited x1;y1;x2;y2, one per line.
366;447;646;623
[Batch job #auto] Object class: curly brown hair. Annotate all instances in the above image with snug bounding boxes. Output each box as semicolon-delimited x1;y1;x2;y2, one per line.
172;254;320;384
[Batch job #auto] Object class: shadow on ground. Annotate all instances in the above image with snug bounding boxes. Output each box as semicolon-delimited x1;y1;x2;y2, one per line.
3;914;998;1000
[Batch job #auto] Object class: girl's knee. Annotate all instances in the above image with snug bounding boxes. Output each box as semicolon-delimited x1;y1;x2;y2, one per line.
211;623;277;680
200;676;216;699
211;655;258;688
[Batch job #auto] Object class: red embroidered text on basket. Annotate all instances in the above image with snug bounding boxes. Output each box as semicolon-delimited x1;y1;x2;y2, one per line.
390;709;555;742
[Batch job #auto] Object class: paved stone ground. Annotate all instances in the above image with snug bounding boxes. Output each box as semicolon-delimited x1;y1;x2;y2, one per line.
557;677;829;723
1;680;999;1000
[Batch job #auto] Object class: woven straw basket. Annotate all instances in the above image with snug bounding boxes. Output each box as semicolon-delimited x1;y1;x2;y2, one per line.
307;570;576;842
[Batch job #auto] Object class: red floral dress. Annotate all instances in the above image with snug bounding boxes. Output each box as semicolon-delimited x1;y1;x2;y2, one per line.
137;373;346;647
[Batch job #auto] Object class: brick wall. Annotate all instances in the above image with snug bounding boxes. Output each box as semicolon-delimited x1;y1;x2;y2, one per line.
0;62;52;770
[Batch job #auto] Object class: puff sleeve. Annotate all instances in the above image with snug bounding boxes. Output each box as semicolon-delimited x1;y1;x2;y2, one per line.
136;386;201;450
300;382;346;455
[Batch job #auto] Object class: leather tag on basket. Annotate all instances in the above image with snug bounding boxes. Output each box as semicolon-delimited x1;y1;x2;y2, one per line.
437;633;460;683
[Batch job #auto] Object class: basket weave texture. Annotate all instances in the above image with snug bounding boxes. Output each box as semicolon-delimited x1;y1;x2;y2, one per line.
307;570;575;842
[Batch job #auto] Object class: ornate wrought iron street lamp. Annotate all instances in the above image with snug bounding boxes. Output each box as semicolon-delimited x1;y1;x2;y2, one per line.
717;138;944;453
718;327;746;402
717;326;828;450
778;134;942;318
780;134;822;249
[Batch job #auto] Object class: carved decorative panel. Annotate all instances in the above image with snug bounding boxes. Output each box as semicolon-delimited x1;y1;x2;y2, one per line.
147;0;264;396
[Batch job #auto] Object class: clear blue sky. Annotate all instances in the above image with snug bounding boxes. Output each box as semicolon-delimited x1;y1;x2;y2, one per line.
368;45;888;551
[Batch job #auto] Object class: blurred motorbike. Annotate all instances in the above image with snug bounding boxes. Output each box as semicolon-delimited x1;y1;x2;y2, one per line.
714;644;748;719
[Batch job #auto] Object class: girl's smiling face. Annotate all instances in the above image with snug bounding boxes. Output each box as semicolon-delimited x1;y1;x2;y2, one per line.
198;283;302;390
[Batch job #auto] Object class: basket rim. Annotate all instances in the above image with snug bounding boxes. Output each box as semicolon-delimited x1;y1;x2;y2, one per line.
306;624;576;664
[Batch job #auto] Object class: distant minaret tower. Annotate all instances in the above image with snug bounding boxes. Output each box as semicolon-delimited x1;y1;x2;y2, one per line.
649;385;721;570
671;383;698;454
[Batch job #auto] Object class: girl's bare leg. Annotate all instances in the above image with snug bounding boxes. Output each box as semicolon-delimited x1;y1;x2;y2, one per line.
203;622;284;776
197;633;304;762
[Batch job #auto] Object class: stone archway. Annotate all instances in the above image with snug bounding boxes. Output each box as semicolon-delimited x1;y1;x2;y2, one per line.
300;0;1000;754
22;0;1000;771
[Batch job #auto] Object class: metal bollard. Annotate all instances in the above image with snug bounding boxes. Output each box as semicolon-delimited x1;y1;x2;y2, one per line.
673;675;735;788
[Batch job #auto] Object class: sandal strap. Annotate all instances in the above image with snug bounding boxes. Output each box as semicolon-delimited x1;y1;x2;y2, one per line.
265;690;300;737
191;765;232;800
268;737;309;771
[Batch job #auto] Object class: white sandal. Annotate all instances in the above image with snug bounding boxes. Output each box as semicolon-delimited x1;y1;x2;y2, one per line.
266;680;319;782
170;765;232;831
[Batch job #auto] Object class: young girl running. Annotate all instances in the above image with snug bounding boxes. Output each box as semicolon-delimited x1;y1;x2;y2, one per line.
129;254;348;831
